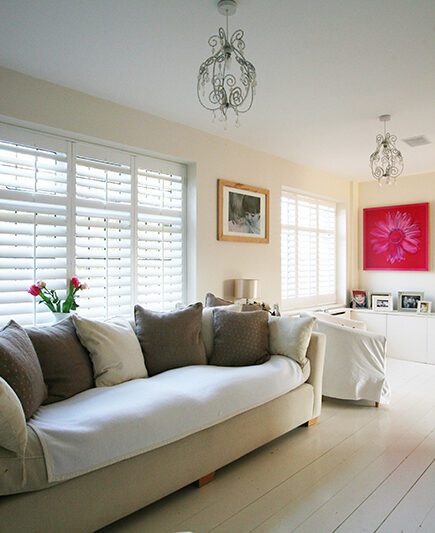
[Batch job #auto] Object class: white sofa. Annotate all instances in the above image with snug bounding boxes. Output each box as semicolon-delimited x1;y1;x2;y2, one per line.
0;331;325;532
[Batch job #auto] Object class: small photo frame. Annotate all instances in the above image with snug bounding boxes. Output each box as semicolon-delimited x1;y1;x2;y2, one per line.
371;292;392;309
417;300;432;314
372;294;393;312
218;180;270;243
398;291;424;312
352;289;369;309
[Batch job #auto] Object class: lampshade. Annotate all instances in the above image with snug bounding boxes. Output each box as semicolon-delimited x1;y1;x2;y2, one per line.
234;279;258;300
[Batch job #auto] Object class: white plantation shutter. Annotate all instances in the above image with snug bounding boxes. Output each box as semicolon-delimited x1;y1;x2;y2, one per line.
281;189;336;309
0;128;68;326
136;158;185;311
0;123;186;326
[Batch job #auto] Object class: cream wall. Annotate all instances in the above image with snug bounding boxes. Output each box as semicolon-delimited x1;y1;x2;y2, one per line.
358;172;435;307
0;67;352;307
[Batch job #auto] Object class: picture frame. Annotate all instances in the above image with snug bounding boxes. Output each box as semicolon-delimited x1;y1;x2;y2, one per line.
372;294;393;312
417;300;432;314
397;291;424;312
370;292;392;309
363;202;429;271
351;289;369;309
217;180;269;243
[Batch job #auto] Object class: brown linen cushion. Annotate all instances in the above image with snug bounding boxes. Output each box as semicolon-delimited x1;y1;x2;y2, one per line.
204;293;233;307
0;321;47;420
134;302;207;376
27;316;94;404
209;309;270;367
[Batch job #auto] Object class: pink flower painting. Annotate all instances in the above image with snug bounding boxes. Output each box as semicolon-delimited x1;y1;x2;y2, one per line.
364;203;429;271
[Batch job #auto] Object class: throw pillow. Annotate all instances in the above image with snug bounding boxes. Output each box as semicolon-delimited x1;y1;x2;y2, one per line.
269;316;316;367
204;293;233;307
0;321;47;420
27;316;94;404
202;304;242;357
72;315;148;387
210;309;270;366
134;302;207;376
0;376;28;456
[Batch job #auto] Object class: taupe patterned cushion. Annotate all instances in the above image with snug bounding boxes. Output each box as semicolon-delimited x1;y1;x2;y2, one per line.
210;309;270;366
0;321;47;420
204;293;233;307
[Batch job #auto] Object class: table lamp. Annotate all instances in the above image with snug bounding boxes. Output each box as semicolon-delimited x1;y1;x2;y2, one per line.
234;279;259;304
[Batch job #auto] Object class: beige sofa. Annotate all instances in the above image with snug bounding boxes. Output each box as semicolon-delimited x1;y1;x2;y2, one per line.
0;332;325;533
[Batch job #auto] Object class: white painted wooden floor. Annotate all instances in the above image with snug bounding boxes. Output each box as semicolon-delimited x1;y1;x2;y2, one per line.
103;358;435;533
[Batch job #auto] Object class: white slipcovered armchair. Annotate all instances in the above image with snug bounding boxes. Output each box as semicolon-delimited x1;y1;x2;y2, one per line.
310;314;390;405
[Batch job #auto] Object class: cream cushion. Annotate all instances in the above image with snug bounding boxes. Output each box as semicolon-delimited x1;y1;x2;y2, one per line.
72;316;147;387
202;304;242;357
0;376;28;456
269;316;316;367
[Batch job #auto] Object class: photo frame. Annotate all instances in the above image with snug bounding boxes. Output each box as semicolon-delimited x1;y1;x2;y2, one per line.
363;202;429;271
372;294;393;312
417;300;432;314
351;289;369;309
370;292;392;309
397;291;424;312
218;180;269;243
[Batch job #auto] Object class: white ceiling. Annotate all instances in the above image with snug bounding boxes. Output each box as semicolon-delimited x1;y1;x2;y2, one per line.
0;0;434;180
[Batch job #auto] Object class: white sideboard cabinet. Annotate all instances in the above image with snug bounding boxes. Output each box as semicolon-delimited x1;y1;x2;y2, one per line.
351;309;435;364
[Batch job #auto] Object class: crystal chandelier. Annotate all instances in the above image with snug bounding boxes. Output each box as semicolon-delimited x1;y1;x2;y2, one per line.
197;0;257;126
370;114;404;186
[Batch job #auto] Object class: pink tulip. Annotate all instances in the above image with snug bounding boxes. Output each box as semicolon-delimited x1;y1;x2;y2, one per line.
36;280;46;289
79;282;89;290
71;276;80;289
28;284;40;297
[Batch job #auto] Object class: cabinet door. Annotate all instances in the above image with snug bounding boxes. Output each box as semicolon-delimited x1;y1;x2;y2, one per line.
426;317;435;365
351;311;387;336
387;315;427;363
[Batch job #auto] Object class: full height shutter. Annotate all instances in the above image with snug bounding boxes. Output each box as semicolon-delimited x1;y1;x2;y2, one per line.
136;156;185;311
0;128;68;326
281;188;336;309
74;145;132;318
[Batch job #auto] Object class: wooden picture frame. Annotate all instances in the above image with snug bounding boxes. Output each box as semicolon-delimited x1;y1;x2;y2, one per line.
217;180;270;243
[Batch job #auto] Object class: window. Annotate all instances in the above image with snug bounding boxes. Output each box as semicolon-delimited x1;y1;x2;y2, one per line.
0;124;186;326
281;188;336;309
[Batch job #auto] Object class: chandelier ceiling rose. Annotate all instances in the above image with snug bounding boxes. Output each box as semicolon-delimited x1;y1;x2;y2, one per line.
197;0;257;126
369;114;404;186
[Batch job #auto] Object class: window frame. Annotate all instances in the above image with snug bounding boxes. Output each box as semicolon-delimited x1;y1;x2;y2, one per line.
0;120;187;325
281;187;338;310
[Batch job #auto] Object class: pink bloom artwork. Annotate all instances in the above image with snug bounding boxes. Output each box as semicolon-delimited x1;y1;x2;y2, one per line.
364;203;429;271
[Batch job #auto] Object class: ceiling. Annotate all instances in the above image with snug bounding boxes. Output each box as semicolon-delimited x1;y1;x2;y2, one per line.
0;0;434;181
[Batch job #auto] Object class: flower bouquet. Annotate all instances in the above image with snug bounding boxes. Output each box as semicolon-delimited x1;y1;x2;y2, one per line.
28;277;88;315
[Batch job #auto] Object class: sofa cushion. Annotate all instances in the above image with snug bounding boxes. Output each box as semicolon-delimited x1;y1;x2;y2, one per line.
204;293;233;307
0;376;28;456
202;304;242;357
0;321;47;420
210;309;270;366
135;303;207;376
27;316;94;404
72;315;147;387
269;316;316;367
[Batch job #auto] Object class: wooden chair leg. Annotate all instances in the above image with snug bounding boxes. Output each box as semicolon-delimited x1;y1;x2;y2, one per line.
196;471;215;488
305;417;318;427
375;401;380;408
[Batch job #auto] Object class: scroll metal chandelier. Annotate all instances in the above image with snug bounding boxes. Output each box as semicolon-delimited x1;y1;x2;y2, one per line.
197;0;257;126
370;114;404;186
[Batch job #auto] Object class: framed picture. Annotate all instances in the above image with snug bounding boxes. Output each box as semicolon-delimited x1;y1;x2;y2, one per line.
398;291;424;312
417;300;432;314
218;180;269;243
370;292;392;309
363;202;429;271
372;294;393;312
351;289;369;309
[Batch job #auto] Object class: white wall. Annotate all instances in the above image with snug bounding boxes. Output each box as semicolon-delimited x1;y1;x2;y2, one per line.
358;172;435;307
0;67;353;307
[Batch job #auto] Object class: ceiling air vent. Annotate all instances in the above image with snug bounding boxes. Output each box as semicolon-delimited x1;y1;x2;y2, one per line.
402;135;431;147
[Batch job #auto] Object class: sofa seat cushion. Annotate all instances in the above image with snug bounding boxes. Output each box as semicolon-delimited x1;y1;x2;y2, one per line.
26;356;310;485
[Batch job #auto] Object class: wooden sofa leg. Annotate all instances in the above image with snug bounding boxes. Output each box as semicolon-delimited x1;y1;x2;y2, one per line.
375;402;380;408
305;417;318;427
196;472;215;488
